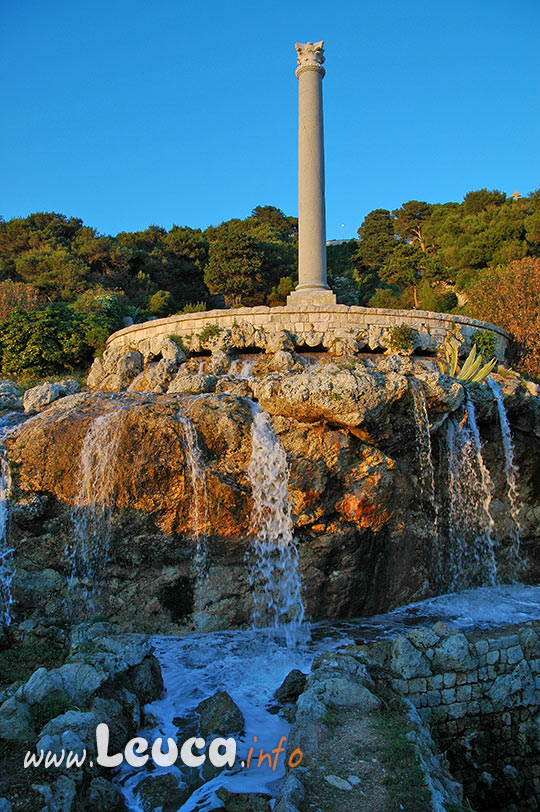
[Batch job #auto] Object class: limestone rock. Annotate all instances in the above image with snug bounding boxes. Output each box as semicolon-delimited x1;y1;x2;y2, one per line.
274;773;305;812
167;372;217;394
129;656;164;703
0;380;23;411
250;368;409;441
136;773;191;812
128;359;178;393
210;349;231;375
324;775;352;790
432;633;476;672
88;349;143;391
196;690;244;736
84;778;125;812
33;775;77;812
274;669;307;704
23;382;66;414
159;336;186;364
0;696;34;741
18;663;106;705
390;636;432;679
216;788;272;811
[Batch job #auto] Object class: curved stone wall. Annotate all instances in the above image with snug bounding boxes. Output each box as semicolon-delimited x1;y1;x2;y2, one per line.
106;304;510;359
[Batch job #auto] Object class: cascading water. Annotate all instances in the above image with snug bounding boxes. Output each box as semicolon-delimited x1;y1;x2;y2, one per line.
487;377;526;579
66;409;126;617
246;405;305;644
176;413;209;628
410;380;438;525
0;414;21;627
443;395;498;590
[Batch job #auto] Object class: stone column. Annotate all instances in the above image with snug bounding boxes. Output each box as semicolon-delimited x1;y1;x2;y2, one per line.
287;41;336;306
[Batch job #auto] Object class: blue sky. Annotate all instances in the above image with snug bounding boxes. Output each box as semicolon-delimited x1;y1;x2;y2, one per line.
2;0;539;239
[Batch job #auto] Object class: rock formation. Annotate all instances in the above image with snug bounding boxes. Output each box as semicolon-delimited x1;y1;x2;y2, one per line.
3;349;540;635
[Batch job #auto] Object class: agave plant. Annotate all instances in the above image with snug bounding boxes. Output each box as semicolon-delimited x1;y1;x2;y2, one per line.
438;340;497;385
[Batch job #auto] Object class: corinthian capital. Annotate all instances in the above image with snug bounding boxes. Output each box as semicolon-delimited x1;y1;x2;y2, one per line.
295;41;325;78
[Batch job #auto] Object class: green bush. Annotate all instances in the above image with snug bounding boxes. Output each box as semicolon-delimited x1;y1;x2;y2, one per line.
389;324;415;353
147;289;174;317
0;306;92;377
179;301;207;314
471;329;498;360
197;323;221;342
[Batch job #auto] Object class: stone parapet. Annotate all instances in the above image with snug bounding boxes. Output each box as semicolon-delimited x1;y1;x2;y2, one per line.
105;304;510;361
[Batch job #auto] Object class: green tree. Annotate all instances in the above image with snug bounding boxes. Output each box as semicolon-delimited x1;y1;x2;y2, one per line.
353;210;396;304
204;228;267;304
14;247;89;301
379;244;446;308
392;200;432;251
463;188;506;215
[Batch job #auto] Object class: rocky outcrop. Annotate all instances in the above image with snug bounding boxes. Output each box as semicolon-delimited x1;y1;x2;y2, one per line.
0;622;163;811
22;380;81;415
4;356;540;635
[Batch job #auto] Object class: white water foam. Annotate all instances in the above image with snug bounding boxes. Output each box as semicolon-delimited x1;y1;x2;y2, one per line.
487;378;526;579
247;406;305;645
66;409;126;616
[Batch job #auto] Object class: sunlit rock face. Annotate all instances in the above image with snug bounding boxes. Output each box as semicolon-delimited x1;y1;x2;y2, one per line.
5;355;540;634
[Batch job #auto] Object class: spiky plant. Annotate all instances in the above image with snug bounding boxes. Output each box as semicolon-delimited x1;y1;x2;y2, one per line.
438;340;497;385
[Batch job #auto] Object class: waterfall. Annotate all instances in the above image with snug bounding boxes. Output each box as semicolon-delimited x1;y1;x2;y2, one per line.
443;396;497;590
0;413;27;627
228;359;240;376
176;414;209;628
410;381;438;523
238;360;254;379
487;378;525;579
247;405;305;644
0;418;14;627
66;410;126;617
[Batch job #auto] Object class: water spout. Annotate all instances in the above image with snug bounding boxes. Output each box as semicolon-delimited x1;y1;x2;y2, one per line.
443;397;497;590
247;404;305;645
487;378;526;579
176;413;209;629
66;409;126;617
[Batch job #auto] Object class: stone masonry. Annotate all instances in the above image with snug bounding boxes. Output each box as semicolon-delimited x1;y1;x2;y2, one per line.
361;622;540;811
105;304;510;360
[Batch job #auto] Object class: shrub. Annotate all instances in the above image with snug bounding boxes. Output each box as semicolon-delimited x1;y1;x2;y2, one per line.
197;324;221;342
179;301;207;314
471;329;498;360
467;258;540;376
0;280;41;321
147;289;174;316
389;324;415;353
0;305;92;377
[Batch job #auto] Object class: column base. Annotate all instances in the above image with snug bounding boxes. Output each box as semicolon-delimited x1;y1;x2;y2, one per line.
286;288;337;306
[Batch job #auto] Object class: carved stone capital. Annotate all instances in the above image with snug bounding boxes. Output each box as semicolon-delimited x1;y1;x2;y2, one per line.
295;41;325;78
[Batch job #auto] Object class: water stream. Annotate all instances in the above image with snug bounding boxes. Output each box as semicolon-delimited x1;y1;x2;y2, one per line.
246;405;305;645
443;397;497;591
0;413;24;626
410;380;438;525
66;409;127;617
116;583;540;811
176;413;209;629
487;378;525;579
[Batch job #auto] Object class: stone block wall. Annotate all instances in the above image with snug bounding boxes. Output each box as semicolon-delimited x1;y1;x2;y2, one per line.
105;304;510;361
362;622;540;811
